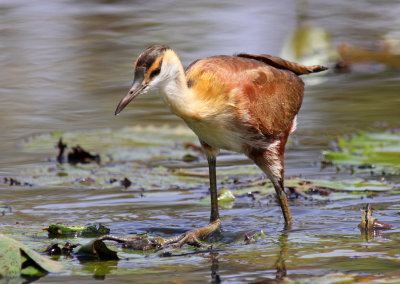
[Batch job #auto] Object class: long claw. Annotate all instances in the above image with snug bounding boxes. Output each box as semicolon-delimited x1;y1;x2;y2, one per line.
167;219;221;248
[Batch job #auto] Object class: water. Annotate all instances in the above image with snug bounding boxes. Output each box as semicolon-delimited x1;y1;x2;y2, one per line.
1;0;400;282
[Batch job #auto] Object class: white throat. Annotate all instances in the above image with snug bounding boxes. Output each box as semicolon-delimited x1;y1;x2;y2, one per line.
152;53;193;118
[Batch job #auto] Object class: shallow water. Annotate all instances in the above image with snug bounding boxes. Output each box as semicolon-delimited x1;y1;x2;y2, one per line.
1;0;400;283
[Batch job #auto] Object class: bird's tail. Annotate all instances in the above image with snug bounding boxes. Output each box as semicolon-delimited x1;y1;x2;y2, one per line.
236;53;328;75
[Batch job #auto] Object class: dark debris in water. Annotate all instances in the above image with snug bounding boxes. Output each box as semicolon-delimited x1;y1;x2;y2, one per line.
2;177;33;187
108;177;134;188
182;153;199;162
120;177;132;188
358;164;376;170
67;145;100;165
45;242;77;256
56;137;100;165
56;138;67;164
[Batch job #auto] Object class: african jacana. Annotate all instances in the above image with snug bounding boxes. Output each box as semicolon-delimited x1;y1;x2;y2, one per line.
115;45;327;242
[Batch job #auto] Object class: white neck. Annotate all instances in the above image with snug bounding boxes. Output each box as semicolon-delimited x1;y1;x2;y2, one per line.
153;50;193;118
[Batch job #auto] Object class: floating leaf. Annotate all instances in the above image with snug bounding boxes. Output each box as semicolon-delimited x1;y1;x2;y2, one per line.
0;236;21;278
76;239;119;261
323;131;400;173
182;154;199;162
16;126;205;190
218;187;235;203
46;224;110;238
0;234;63;278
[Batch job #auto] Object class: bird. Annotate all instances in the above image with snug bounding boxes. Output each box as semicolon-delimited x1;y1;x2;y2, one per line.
115;45;327;244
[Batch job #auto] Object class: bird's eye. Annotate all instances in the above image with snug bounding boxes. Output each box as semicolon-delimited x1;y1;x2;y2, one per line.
150;68;161;78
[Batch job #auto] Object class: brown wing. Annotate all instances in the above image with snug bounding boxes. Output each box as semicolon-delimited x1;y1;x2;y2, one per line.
185;55;306;137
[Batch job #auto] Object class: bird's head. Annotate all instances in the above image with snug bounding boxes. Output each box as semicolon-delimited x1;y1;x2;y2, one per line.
115;44;179;115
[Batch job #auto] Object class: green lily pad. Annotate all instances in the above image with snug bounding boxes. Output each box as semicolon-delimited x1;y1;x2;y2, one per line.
0;236;21;278
322;131;400;173
13;126;208;190
295;178;392;192
46;224;110;238
21;125;197;161
199;176;395;208
285;178;395;201
0;234;63;278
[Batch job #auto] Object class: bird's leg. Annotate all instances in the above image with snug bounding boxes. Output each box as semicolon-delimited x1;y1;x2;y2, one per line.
272;178;293;227
208;154;220;222
248;146;293;227
200;140;221;223
162;141;221;248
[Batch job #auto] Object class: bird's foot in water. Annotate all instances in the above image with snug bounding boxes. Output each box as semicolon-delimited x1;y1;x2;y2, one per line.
97;219;221;251
164;219;221;248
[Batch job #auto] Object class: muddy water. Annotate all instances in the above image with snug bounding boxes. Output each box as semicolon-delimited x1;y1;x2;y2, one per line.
1;0;400;283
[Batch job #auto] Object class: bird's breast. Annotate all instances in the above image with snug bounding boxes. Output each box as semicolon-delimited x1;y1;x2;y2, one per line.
184;115;244;153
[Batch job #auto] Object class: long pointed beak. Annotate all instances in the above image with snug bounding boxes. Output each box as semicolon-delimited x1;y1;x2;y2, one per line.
115;80;146;116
